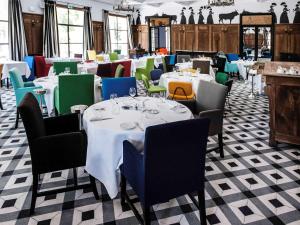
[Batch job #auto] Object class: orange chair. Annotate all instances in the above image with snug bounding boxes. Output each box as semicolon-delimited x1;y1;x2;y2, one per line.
168;82;195;100
158;48;168;55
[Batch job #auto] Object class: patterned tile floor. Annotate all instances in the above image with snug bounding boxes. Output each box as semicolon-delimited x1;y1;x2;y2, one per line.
0;82;299;225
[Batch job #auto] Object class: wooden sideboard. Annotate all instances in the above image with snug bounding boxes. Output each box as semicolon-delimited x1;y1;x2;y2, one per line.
264;62;300;147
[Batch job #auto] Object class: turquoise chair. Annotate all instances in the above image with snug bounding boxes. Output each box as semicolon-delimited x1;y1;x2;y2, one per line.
53;61;78;75
9;68;44;128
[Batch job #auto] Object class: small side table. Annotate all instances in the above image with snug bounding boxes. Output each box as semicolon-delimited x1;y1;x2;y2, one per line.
71;105;88;130
34;88;47;114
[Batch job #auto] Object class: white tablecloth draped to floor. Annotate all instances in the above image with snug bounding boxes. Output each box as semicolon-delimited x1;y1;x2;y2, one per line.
0;60;31;80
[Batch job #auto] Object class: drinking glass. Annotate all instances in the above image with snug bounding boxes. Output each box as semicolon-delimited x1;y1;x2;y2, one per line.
65;67;70;74
110;93;117;100
129;87;136;98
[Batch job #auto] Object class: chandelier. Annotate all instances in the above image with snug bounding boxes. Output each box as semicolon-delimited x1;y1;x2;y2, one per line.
113;0;135;12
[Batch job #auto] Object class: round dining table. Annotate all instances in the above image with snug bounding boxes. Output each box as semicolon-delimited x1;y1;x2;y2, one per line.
83;96;193;198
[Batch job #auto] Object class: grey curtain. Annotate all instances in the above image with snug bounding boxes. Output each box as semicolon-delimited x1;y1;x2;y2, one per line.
127;15;133;50
8;0;28;61
103;10;111;53
43;0;59;58
83;7;94;57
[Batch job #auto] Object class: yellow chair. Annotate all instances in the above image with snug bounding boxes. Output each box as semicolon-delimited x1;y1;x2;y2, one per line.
168;82;195;100
96;55;104;62
87;50;97;61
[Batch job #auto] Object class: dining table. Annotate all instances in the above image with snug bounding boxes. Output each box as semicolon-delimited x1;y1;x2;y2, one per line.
230;60;255;80
175;61;216;78
83;96;194;198
131;56;163;74
33;75;102;116
0;60;31;80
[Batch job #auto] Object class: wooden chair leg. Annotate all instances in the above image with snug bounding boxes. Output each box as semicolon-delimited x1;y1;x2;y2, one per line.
121;174;126;205
198;189;207;225
73;168;78;186
15;109;19;129
218;133;224;158
30;174;39;215
143;206;151;225
89;175;99;200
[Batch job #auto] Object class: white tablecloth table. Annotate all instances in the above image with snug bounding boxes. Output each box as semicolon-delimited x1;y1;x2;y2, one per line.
0;60;31;80
175;62;215;79
159;72;214;96
45;57;83;64
131;56;163;74
33;75;101;116
83;97;193;198
230;60;255;80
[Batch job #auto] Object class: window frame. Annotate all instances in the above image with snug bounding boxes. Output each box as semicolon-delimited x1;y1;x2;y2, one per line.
0;4;9;59
57;5;84;58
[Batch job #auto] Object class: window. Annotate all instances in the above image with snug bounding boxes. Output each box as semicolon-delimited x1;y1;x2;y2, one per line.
57;6;84;58
109;15;128;55
0;0;9;59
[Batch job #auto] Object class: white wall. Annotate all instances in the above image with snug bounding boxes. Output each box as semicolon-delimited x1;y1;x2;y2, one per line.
20;0;113;21
136;0;299;24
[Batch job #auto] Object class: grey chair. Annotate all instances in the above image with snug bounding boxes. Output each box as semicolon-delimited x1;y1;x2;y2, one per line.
192;60;210;74
178;80;228;158
177;55;191;63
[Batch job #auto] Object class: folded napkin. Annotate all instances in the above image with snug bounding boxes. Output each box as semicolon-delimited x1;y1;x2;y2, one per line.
89;116;113;122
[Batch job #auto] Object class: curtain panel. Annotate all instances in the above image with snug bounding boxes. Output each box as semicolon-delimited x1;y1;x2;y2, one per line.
127;15;133;50
8;0;28;61
43;0;59;58
103;10;111;53
83;7;94;58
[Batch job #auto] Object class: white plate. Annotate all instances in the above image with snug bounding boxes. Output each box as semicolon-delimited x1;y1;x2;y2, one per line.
176;107;187;113
120;122;136;130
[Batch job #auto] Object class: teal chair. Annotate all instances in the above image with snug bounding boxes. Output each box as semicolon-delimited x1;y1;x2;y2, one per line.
54;74;94;115
141;74;166;96
109;52;118;61
9;68;44;128
135;58;155;80
53;61;78;75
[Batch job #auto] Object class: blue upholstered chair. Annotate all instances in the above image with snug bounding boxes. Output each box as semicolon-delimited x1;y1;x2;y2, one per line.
226;53;239;62
150;69;163;85
9;68;44;128
120;118;210;225
24;56;35;81
102;77;137;100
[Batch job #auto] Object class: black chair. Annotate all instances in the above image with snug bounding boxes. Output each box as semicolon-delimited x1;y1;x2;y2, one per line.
215;57;227;73
18;93;99;215
225;79;233;112
120;118;210;225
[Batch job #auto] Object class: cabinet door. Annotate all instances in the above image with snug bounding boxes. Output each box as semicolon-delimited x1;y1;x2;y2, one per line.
171;25;182;53
93;22;104;53
139;25;149;51
288;25;300;56
274;25;289;61
222;25;239;53
196;25;210;51
184;25;195;51
211;25;222;52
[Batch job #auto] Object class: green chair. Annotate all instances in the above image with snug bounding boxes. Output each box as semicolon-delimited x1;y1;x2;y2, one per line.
135;58;154;80
113;49;121;54
141;74;166;96
215;72;229;85
9;68;44;128
54;74;94;115
53;61;78;75
115;64;125;78
109;52;118;61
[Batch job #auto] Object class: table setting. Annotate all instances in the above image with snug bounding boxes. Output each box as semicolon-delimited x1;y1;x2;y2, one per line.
83;95;193;198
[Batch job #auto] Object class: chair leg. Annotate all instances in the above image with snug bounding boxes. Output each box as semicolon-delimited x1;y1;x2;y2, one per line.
73;168;78;186
121;174;126;205
89;175;99;200
0;95;3;110
218;133;224;158
30;173;39;215
15;109;19;129
198;189;207;225
6;78;9;88
143;206;151;225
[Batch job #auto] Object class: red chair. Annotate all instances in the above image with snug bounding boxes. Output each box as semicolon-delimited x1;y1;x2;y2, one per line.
34;56;51;78
111;60;131;77
96;63;113;78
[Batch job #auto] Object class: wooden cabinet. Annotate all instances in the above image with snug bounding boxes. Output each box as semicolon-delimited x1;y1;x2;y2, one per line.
195;25;211;51
92;21;104;53
211;25;239;53
23;13;43;55
132;25;148;50
171;25;197;52
275;24;300;61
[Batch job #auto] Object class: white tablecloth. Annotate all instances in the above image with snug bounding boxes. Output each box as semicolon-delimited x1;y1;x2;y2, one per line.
48;63;99;76
83;97;193;198
33;75;101;116
45;57;83;64
230;60;255;80
131;56;163;74
0;61;31;80
159;72;214;96
175;62;216;79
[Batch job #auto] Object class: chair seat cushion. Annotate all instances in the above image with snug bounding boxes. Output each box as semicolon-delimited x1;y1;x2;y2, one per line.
148;85;166;93
169;93;195;100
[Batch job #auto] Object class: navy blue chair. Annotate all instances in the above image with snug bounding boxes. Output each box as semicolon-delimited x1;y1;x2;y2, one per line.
120;118;210;225
102;77;137;100
150;69;163;85
24;56;35;81
226;53;239;62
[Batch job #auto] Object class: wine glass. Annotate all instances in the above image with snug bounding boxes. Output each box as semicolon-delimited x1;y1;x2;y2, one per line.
110;93;117;100
65;67;70;74
129;87;136;98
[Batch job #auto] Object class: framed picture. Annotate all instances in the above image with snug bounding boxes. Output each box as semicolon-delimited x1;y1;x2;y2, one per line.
208;0;235;7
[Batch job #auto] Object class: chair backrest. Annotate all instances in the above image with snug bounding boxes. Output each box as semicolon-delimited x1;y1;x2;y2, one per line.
9;68;24;89
96;63;113;77
115;64;125;78
177;55;191;63
196;80;228;112
109;52;118;61
145;58;155;75
56;74;94;114
24;56;35;80
141;74;150;90
102;77;137;100
87;50;96;60
53;61;78;75
17;93;46;147
215;72;229;85
143;118;210;205
226;53;239;62
74;53;83;59
216;57;227;72
192;60;210;74
34;56;47;78
168;81;193;97
169;55;176;65
150;69;163;81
